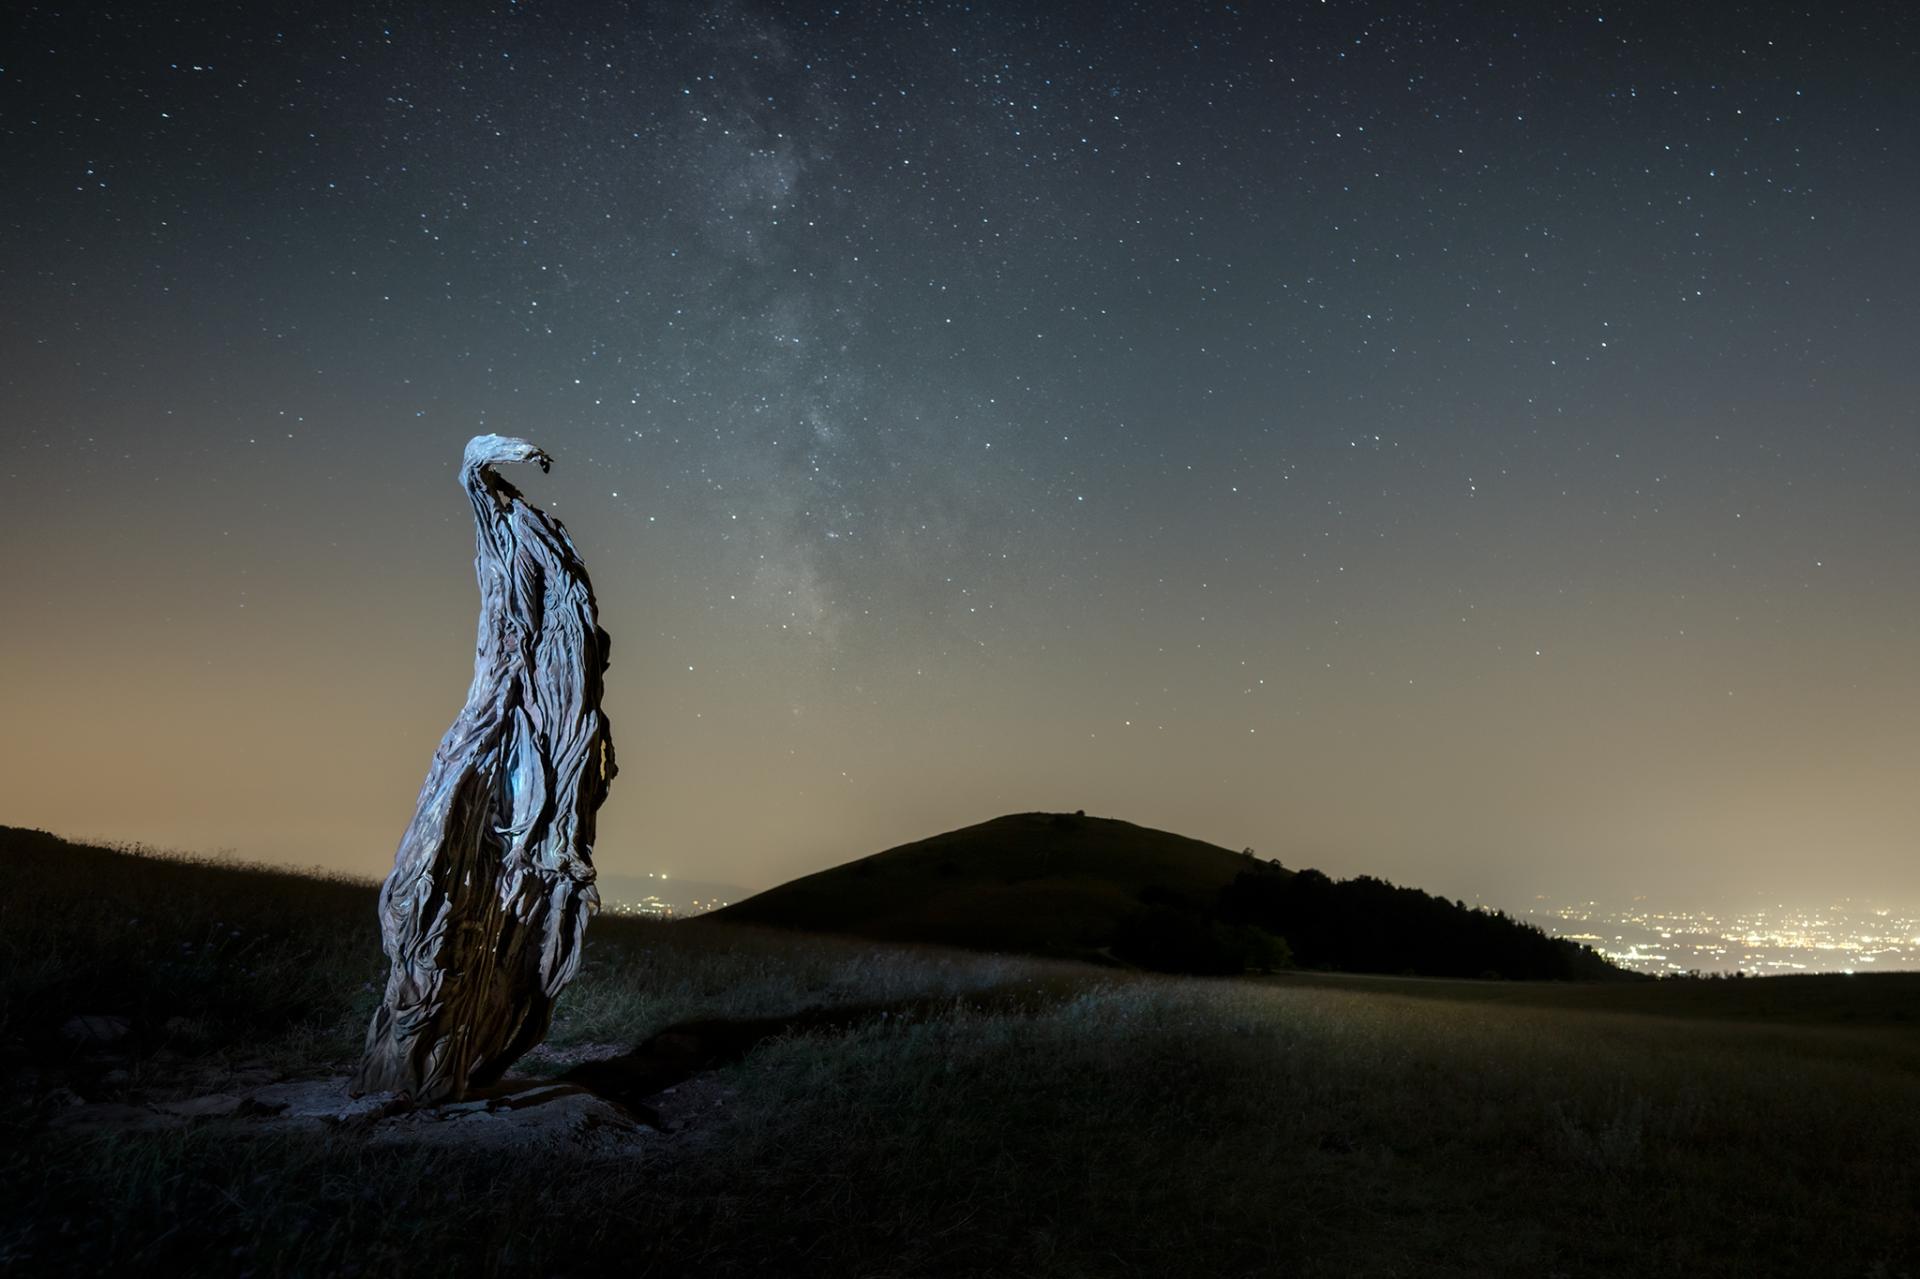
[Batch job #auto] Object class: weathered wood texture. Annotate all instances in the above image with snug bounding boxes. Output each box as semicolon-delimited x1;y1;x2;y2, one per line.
352;435;616;1103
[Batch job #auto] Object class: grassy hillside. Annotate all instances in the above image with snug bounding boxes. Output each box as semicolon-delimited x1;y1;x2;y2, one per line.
710;810;1270;957
0;826;383;1069
6;827;1918;1276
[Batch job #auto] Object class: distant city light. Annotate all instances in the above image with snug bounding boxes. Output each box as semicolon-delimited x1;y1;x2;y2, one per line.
1529;900;1920;976
601;877;730;920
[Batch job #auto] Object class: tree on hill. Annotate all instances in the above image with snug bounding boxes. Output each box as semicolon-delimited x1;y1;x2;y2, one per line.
1216;865;1622;980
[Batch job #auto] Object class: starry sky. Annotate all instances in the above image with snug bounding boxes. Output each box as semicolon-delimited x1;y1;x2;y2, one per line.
3;1;1917;910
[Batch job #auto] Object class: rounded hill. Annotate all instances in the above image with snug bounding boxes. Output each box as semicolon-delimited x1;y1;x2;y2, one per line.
707;811;1272;961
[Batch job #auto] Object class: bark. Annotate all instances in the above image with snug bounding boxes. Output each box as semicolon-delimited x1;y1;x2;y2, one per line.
352;435;616;1103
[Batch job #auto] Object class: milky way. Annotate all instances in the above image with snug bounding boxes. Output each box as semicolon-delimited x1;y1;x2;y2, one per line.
3;3;1916;909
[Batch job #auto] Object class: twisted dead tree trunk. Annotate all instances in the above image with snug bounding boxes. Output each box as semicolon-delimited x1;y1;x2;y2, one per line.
352;435;616;1103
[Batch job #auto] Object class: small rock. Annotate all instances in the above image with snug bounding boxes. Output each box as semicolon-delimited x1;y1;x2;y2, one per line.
60;1015;132;1047
152;1094;243;1120
433;1100;491;1118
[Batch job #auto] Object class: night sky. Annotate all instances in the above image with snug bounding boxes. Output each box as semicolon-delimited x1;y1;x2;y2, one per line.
4;2;1917;910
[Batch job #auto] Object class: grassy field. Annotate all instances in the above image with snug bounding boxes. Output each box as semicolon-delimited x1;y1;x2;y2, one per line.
3;826;1917;1277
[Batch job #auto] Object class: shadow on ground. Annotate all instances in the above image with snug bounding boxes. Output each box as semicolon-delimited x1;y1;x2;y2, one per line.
564;985;1074;1126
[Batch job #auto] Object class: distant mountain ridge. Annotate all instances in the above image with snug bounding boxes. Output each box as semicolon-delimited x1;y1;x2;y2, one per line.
710;811;1630;981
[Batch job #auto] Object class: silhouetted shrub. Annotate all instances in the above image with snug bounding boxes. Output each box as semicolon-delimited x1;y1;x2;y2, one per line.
1112;907;1292;976
1114;907;1236;974
1229;924;1293;973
